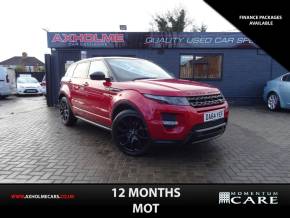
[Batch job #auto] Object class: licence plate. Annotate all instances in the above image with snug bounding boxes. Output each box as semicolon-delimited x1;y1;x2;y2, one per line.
204;109;224;122
26;89;37;93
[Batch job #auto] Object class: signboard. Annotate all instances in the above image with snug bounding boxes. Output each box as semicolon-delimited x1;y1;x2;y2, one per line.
47;32;257;49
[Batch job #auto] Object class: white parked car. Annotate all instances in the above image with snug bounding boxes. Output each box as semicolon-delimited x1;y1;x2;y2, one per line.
16;76;42;95
0;67;12;99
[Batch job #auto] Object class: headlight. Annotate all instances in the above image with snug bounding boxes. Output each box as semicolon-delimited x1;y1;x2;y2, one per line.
144;94;189;106
18;85;24;89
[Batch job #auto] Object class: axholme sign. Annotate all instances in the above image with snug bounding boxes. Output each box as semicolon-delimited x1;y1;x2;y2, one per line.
51;33;125;43
47;32;257;49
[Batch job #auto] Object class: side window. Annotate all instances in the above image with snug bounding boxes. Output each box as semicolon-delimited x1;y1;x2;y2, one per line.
180;54;222;80
89;60;109;77
65;64;76;78
72;62;90;78
282;74;290;82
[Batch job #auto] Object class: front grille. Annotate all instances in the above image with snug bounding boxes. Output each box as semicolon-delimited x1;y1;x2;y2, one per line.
193;118;226;131
187;94;225;108
188;119;227;143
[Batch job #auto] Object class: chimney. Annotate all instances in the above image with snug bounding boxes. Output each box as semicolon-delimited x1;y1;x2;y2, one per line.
22;52;28;58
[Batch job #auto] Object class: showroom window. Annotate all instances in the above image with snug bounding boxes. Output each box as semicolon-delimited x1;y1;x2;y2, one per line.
180;54;222;80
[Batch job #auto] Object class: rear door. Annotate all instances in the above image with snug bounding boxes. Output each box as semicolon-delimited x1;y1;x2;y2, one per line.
280;74;290;107
63;64;76;97
70;61;90;116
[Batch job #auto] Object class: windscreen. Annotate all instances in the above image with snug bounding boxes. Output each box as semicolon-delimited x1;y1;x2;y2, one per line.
106;58;173;82
17;77;38;84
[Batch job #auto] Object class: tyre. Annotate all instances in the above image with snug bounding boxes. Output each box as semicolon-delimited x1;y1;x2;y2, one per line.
59;96;77;126
112;109;151;156
267;93;280;111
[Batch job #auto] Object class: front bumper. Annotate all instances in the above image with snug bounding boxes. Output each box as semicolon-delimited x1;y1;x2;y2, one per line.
41;86;46;95
142;99;229;143
17;88;42;95
185;118;226;144
153;118;227;145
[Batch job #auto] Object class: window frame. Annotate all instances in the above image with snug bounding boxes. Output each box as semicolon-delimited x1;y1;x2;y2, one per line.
282;74;290;82
88;59;111;78
71;61;90;79
65;63;77;78
179;53;224;81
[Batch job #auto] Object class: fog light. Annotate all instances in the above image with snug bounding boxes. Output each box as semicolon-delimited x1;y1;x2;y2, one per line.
162;113;178;128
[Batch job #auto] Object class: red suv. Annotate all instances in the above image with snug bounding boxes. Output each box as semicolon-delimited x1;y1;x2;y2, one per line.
59;57;229;156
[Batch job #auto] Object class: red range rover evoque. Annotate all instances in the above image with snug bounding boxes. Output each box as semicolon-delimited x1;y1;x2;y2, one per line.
59;57;229;156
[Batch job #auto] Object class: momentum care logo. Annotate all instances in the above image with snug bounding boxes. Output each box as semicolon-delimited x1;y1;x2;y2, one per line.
218;191;278;205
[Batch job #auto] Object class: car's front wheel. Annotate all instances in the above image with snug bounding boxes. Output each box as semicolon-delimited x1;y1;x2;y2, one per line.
112;110;151;156
59;96;77;126
267;93;280;111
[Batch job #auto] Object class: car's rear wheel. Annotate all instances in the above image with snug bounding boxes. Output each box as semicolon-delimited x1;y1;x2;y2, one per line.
112;110;151;156
59;96;77;126
267;93;280;111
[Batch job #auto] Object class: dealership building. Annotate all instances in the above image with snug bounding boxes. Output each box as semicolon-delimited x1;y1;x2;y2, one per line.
45;32;287;106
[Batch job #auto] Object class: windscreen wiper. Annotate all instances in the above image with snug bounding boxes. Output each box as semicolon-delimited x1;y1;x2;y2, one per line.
132;77;157;81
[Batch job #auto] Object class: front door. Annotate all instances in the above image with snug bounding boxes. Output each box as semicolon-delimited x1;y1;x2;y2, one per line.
85;60;113;126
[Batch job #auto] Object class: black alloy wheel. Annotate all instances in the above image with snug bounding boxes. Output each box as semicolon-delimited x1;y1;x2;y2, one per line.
59;96;77;126
112;110;151;156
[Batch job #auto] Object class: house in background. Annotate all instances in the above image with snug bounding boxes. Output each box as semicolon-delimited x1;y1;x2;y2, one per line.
0;52;44;72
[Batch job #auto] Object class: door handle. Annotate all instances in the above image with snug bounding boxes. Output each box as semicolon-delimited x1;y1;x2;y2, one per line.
83;82;89;86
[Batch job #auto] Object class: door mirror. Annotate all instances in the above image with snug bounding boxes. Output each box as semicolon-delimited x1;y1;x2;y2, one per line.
90;71;106;80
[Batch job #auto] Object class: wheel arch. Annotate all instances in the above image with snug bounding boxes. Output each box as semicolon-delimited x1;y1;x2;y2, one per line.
267;90;279;98
58;92;66;100
111;100;144;121
58;91;73;108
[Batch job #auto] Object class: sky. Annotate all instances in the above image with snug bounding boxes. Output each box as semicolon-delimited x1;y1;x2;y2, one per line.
0;0;237;62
